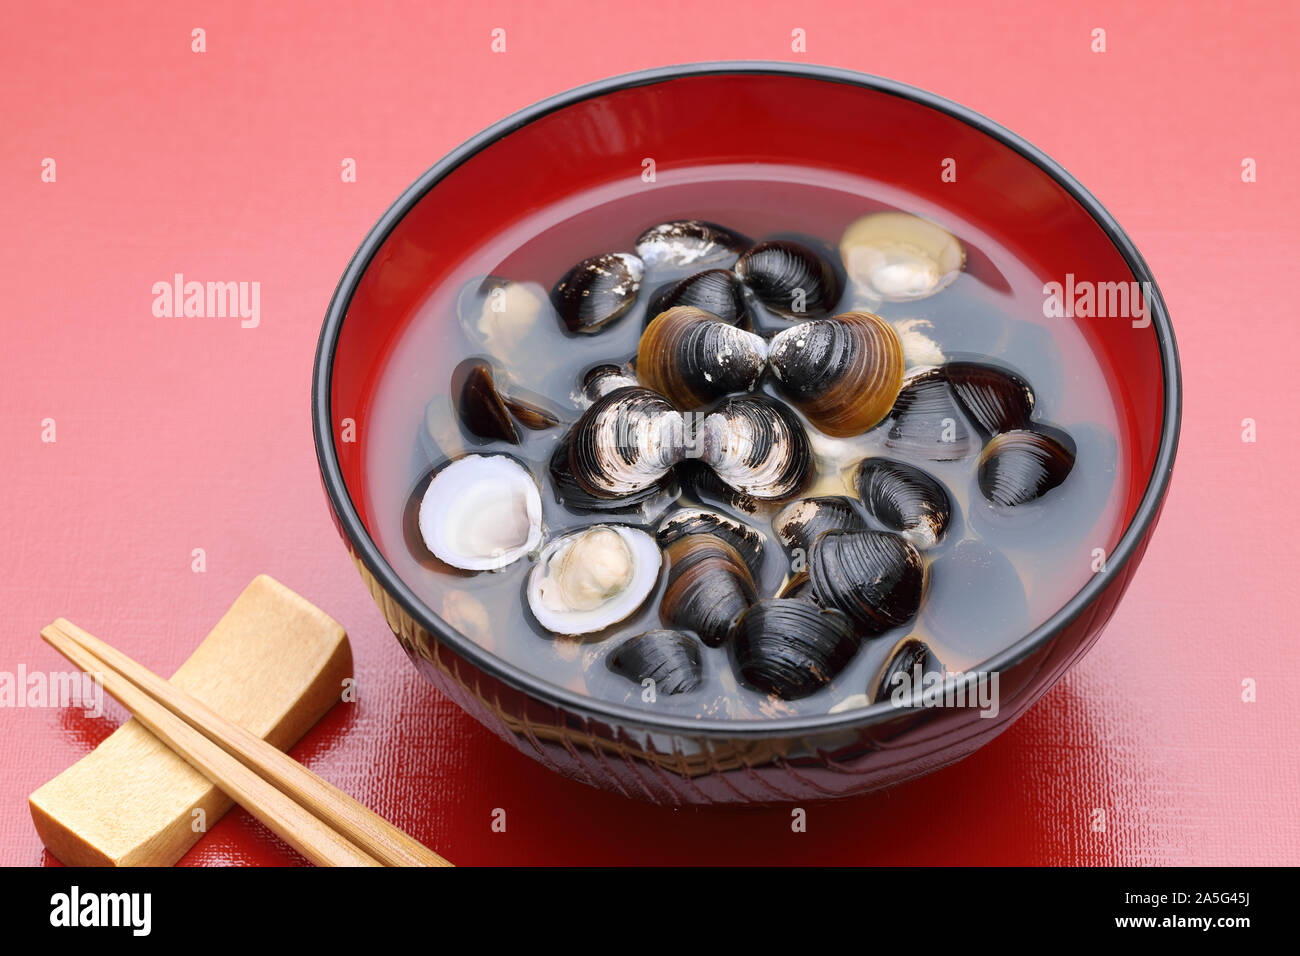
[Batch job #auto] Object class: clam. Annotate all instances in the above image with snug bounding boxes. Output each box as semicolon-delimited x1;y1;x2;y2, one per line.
656;508;766;576
854;458;952;549
580;362;639;403
660;533;758;647
550;252;644;334
548;434;679;515
775;569;817;602
872;637;946;705
634;220;750;272
977;427;1076;507
646;269;750;327
808;530;925;634
700;396;814;501
675;459;761;515
881;366;982;461
526;525;662;635
451;358;559;445
733;599;861;700
945;361;1035;434
839;211;965;302
456;276;549;366
636;306;768;409
772;495;868;557
606;629;704;696
417;454;543;571
767;311;905;437
734;239;843;318
566;386;684;500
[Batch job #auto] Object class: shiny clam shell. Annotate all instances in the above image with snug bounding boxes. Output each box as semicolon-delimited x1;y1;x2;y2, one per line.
808;529;925;634
567;386;684;500
700;396;814;501
772;495;868;557
607;629;704;696
550;252;644;334
733;598;861;700
660;533;758;647
976;427;1076;507
636;306;768;409
767;310;905;437
734;239;842;318
854;457;952;549
635;219;749;272
646;269;750;327
656;508;766;577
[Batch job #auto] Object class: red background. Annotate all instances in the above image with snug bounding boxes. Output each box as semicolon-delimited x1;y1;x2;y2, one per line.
2;0;1297;866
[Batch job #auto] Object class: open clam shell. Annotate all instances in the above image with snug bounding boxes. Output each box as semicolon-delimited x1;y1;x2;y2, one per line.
417;454;544;571
526;525;662;635
700;396;814;501
567;386;684;500
840;211;965;302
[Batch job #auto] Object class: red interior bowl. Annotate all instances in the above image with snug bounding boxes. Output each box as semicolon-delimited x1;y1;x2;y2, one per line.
312;63;1180;804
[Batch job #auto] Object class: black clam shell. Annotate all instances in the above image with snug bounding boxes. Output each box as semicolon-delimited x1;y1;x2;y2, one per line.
647;269;750;327
634;219;750;272
976;426;1076;507
854;457;952;549
568;385;681;499
945;361;1035;434
550;252;643;334
772;495;868;557
734;240;843;318
808;530;925;634
656;508;766;576
882;367;983;461
702;395;814;501
451;358;520;445
607;629;704;696
660;533;757;648
733;599;861;700
872;638;946;705
548;434;677;513
636;306;768;409
675;459;762;515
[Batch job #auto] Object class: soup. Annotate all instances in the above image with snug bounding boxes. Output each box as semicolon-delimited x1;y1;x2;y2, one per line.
362;165;1125;719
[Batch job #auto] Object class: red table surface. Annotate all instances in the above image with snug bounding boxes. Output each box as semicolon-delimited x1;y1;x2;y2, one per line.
2;0;1297;867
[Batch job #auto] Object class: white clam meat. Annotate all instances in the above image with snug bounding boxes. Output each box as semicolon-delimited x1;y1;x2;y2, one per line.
840;211;965;302
527;525;662;635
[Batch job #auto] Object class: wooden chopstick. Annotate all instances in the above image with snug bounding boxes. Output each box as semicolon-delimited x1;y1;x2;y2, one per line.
42;618;450;867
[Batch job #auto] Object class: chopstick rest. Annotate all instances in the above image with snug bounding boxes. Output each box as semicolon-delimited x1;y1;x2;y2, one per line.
29;575;352;866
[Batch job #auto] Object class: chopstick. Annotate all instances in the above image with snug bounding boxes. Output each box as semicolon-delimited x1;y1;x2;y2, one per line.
42;618;451;868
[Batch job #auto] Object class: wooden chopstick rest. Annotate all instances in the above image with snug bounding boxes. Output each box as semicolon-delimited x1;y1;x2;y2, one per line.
30;575;353;867
46;619;448;867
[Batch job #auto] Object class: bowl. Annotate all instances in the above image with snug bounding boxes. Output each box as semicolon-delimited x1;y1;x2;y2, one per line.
312;62;1181;805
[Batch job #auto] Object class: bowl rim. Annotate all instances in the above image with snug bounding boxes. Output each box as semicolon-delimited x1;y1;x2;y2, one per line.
312;60;1182;738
